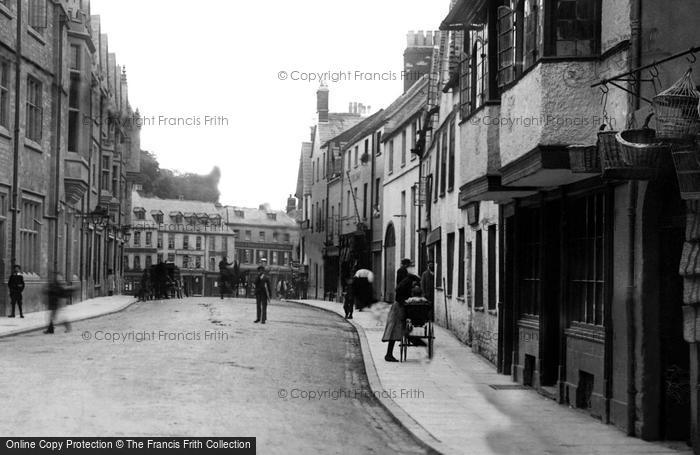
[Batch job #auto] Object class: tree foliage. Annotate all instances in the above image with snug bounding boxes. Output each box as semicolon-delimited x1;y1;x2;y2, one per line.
139;151;221;202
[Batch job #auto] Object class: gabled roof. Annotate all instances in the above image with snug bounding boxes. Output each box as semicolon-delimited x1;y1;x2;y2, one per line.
341;110;389;152
381;76;430;142
317;113;364;145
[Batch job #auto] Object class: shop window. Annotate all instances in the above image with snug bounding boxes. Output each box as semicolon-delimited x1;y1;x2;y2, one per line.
447;233;455;296
519;207;541;316
567;192;605;325
475;230;484;308
458;230;466;298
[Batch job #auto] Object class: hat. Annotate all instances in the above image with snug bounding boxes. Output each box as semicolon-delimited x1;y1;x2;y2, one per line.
401;258;413;267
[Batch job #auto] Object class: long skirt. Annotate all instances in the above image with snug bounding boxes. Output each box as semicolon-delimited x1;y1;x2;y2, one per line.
382;301;405;342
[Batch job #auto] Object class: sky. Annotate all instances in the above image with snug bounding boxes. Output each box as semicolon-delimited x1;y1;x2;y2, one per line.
90;0;448;209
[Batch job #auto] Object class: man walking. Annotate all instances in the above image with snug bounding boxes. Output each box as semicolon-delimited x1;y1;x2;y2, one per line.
45;273;75;334
8;265;25;318
254;265;271;324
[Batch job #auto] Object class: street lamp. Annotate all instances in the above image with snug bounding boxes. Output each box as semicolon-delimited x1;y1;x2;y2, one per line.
79;205;111;228
121;225;133;243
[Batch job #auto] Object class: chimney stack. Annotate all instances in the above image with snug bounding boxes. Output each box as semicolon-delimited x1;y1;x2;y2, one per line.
403;30;437;93
286;195;297;214
317;83;329;123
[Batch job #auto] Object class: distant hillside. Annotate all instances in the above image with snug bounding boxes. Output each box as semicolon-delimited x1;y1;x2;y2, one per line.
140;150;221;203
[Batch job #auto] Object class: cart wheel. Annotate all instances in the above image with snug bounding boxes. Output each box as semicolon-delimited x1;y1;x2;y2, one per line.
428;322;434;359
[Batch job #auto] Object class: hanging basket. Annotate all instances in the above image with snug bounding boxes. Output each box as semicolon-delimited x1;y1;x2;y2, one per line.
605;114;673;180
598;124;622;179
653;69;700;141
672;141;700;199
568;144;600;173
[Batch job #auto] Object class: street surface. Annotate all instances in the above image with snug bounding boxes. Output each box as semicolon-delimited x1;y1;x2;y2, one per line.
0;298;432;455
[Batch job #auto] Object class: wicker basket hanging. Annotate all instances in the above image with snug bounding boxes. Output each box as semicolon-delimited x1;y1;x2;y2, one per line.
598;123;622;178
604;114;673;180
568;144;600;173
653;69;700;141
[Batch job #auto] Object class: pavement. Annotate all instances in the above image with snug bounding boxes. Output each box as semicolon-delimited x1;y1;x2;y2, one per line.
289;299;693;455
0;298;434;454
0;295;137;338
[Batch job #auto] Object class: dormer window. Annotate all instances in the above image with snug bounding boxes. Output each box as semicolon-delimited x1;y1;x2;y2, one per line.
151;210;164;224
267;213;277;221
234;210;245;218
134;207;146;221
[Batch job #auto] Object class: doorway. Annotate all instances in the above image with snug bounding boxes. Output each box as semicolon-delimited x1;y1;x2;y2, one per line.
384;223;396;303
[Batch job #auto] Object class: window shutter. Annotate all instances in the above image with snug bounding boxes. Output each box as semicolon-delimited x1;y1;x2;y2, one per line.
29;0;47;29
449;30;465;76
459;51;471;119
524;1;539;68
497;5;515;88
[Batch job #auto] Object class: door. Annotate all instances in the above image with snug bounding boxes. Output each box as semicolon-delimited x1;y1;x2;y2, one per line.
384;224;396;303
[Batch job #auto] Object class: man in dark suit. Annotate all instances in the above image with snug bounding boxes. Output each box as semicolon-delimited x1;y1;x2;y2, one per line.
254;265;271;324
8;265;25;318
396;258;412;289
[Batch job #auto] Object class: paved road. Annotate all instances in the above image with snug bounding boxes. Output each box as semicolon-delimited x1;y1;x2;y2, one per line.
0;298;432;455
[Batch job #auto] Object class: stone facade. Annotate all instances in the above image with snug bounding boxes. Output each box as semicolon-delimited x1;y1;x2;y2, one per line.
0;0;141;315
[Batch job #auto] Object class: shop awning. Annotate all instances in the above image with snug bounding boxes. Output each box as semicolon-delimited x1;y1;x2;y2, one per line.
500;145;594;189
459;175;537;208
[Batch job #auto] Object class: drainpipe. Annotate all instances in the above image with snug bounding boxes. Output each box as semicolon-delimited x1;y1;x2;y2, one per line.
626;0;642;437
9;0;22;269
369;132;376;271
52;11;67;276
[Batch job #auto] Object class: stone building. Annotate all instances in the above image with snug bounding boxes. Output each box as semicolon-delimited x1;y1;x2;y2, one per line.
224;204;299;297
124;191;235;297
0;0;141;315
433;0;700;447
296;84;363;300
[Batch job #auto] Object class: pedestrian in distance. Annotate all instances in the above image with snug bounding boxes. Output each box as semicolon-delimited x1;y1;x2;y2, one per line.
45;273;76;334
254;265;272;324
421;261;435;306
219;256;234;300
276;278;288;301
352;268;374;312
383;260;420;362
8;265;25;318
106;269;116;296
342;277;354;320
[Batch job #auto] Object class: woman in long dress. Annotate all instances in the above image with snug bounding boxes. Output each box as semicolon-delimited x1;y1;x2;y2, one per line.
382;272;420;362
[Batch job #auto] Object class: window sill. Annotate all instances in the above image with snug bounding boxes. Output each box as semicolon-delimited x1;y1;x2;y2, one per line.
456;297;465;303
0;125;11;140
458;101;499;126
24;138;44;153
474;306;485;312
27;26;46;45
0;3;13;19
488;309;498;316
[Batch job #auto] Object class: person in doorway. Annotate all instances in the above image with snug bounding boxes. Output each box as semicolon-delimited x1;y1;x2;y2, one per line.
8;265;25;318
382;264;420;362
45;273;76;334
106;270;116;296
254;265;272;324
421;261;435;305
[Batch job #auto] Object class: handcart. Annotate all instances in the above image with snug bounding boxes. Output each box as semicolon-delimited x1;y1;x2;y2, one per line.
399;297;434;362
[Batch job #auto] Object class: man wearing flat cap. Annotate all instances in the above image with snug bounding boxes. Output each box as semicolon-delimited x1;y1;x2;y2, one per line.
254;264;272;324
